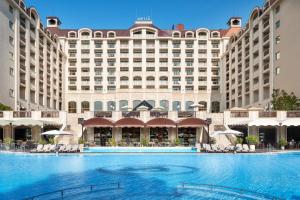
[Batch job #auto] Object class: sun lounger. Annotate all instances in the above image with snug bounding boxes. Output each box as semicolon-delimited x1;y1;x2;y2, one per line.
78;144;84;152
30;144;43;153
47;145;57;153
64;145;72;153
242;144;250;152
70;145;79;153
204;144;214;153
249;145;255;152
41;144;51;153
225;145;235;152
58;145;66;153
219;144;229;153
235;144;243;152
211;144;221;152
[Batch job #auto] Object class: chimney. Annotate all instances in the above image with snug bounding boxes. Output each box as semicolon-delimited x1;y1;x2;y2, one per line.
176;24;185;31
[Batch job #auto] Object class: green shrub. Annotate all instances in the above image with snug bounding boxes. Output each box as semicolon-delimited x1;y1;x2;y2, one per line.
4;137;13;145
278;138;288;147
246;135;259;145
174;137;181;146
39;138;47;145
109;137;117;146
141;137;149;146
78;138;85;144
235;137;244;144
48;137;55;144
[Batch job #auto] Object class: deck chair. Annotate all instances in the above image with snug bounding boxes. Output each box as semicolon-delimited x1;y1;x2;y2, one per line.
30;144;43;153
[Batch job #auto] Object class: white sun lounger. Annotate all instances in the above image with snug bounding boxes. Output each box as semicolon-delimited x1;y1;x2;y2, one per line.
235;144;243;152
249;145;255;152
70;145;79;153
30;144;43;153
242;144;250;152
64;145;72;153
211;144;221;153
219;144;229;153
41;144;51;153
58;145;66;152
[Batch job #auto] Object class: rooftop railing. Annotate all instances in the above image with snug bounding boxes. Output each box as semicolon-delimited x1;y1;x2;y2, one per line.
41;111;59;118
13;111;31;118
287;111;300;118
230;111;249;118
259;111;277;118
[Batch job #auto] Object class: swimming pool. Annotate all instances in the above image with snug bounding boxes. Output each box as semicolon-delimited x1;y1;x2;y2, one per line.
0;152;300;199
83;146;198;153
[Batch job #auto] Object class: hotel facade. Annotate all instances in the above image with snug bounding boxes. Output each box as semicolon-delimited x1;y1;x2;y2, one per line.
0;0;300;147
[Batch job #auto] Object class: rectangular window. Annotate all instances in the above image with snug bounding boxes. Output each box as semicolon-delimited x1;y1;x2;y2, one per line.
275;36;280;44
275;52;280;60
9;36;14;46
9;5;13;14
275;20;280;29
275;67;280;75
275;5;280;13
9;67;14;76
9;89;14;97
9;21;14;30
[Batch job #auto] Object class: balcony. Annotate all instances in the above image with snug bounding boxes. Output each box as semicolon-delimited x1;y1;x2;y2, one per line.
150;111;168;118
122;111;140;118
177;111;194;118
259;111;277;118
41;111;59;118
230;111;249;118
94;111;112;118
13;111;32;118
287;111;300;118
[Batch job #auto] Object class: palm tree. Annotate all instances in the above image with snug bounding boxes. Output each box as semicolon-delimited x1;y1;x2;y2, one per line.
271;89;300;110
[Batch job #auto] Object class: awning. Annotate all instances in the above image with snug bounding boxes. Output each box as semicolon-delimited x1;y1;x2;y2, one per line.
146;118;176;128
115;118;145;128
282;118;300;126
41;130;73;135
227;120;250;126
0;120;12;126
83;117;114;128
12;119;44;126
210;129;243;137
248;119;280;126
177;118;208;128
40;120;62;126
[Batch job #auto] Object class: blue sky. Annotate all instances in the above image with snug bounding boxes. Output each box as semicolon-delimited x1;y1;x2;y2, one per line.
26;0;263;30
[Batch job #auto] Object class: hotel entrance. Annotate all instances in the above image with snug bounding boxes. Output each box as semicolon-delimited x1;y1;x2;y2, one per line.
121;128;140;146
94;128;112;146
178;128;196;146
14;126;32;141
150;128;168;144
259;127;276;146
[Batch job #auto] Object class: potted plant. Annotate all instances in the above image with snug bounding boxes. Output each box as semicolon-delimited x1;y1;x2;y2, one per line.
141;137;149;147
278;138;288;150
3;137;13;150
39;138;47;145
235;137;244;145
174;137;181;146
108;137;117;147
246;135;259;151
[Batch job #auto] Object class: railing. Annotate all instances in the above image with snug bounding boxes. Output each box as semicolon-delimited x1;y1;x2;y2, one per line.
122;111;140;118
13;111;31;118
178;111;194;118
179;183;280;200
230;111;249;118
94;111;112;118
24;183;121;200
41;111;59;118
150;111;168;118
287;111;300;118
259;111;277;118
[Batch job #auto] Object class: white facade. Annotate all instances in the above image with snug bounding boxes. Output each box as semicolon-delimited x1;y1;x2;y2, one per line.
0;0;65;111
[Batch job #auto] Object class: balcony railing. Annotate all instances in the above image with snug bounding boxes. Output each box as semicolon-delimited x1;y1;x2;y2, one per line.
41;111;59;118
13;111;32;118
150;111;168;118
230;111;249;118
94;111;112;118
177;111;194;118
287;111;300;118
122;111;140;118
259;111;277;118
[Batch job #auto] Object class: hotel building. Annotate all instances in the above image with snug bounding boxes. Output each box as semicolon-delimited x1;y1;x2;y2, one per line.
0;0;65;111
221;0;300;110
0;0;300;147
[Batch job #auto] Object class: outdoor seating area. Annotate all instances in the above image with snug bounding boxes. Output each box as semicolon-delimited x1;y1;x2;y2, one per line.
30;144;83;153
202;143;256;153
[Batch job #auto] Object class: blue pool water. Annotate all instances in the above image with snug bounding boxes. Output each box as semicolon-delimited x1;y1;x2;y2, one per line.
0;152;300;199
83;147;198;153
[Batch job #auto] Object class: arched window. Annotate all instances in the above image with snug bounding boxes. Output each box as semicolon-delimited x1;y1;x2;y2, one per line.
133;76;142;81
119;100;128;111
198;31;207;37
81;101;90;113
211;101;220;113
198;101;207;111
107;101;116;111
211;32;220;38
68;101;77;113
94;101;103;111
68;32;77;38
133;100;141;108
185;101;194;111
81;31;90;37
172;101;181;111
160;100;169;111
172;32;180;38
107;31;115;38
94;32;102;38
159;76;168;81
147;100;155;108
185;32;194;38
120;76;129;81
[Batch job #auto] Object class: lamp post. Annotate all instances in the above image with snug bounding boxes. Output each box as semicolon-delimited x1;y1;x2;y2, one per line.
206;118;212;144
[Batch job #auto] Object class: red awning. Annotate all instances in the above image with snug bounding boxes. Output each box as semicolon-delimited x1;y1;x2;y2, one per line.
177;118;208;128
83;117;114;128
115;118;145;128
146;118;176;128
